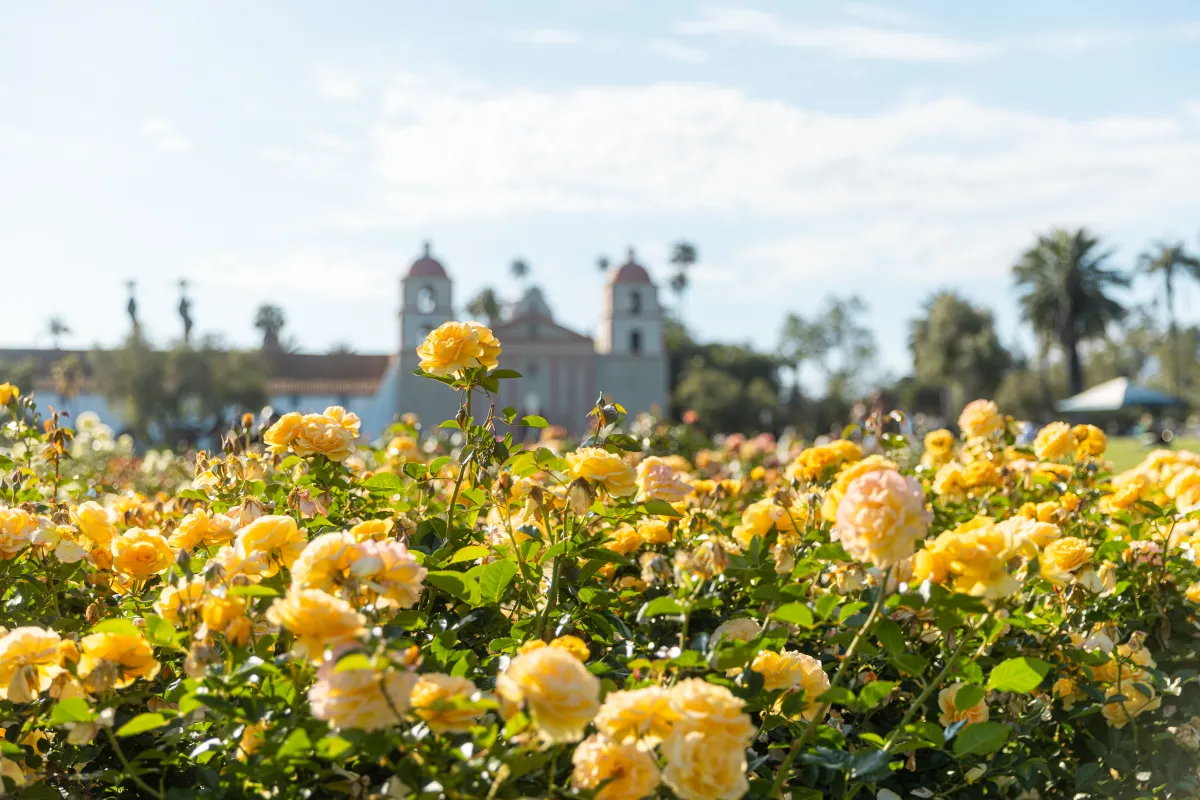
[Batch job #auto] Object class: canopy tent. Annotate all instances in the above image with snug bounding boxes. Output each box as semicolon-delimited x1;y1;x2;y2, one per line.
1057;377;1185;413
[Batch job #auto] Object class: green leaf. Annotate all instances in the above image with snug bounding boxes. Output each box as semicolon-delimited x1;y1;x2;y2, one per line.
449;545;490;564
640;499;683;518
606;433;643;452
848;748;892;781
228;584;280;598
858;680;895;709
277;728;312;759
771;602;814;628
334;653;373;672
637;596;684;620
403;462;428;479
814;593;840;620
489;369;524;379
429;456;451;473
316;735;353;759
425;571;481;604
954;684;986;712
480;560;519;604
17;783;62;800
143;614;177;646
521;415;549;428
117;712;167;737
362;472;406;492
49;697;94;725
952;721;1010;757
177;488;208;501
987;657;1052;693
90;618;141;637
874;618;905;655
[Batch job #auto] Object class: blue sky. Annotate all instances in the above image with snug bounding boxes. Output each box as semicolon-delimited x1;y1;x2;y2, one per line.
5;1;1200;383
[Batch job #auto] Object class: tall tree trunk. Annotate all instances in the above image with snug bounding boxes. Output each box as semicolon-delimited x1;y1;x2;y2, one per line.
1062;323;1084;396
1167;274;1180;396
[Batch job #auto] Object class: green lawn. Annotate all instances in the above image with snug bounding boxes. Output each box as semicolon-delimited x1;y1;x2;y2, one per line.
1106;436;1200;473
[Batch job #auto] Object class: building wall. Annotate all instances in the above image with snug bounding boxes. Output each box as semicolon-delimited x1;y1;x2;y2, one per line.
500;344;597;434
26;392;121;431
595;353;669;421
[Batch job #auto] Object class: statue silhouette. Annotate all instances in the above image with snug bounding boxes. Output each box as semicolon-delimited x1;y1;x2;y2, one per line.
126;280;139;331
178;280;194;344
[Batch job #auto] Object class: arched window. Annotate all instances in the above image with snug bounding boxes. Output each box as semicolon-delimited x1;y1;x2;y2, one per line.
417;285;437;313
629;291;642;315
630;329;642;355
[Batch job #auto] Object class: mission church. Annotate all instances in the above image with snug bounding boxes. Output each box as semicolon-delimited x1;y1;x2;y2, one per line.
5;244;670;439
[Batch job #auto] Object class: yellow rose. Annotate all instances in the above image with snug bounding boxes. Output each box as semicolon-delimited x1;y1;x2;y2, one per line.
1186;582;1200;603
0;627;65;703
351;539;428;609
752;650;829;721
169;509;235;550
661;729;748;800
308;662;416;731
417;321;495;377
263;412;305;455
962;459;1001;492
636;456;692;503
667;678;754;743
1089;643;1156;685
1072;424;1107;459
201;596;250;644
710;617;761;646
1053;677;1084;710
998;516;1060;553
921;429;955;468
786;441;863;483
0;507;38;559
1033;422;1073;460
266;588;366;662
110;528;175;579
71;501;116;548
0;383;19;404
1040;536;1093;586
549;635;590;662
834;468;930;567
594;686;679;746
932;461;968;502
958;399;1004;439
78;632;159;690
937;683;989;726
821;455;897;522
154;578;207;627
605;525;644;556
566;447;637;497
233;515;307;577
495;646;600;743
290;531;359;591
912;520;1022;599
349;519;394;542
410;673;483;733
292;409;359;462
637;519;672;545
467;321;502;370
1102;680;1161;729
572;734;661;800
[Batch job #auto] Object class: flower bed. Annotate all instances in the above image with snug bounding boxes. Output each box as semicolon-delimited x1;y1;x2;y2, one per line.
0;335;1197;799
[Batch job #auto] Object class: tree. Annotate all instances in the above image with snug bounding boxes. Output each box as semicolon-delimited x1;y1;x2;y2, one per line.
510;259;530;284
908;291;1011;412
1013;228;1129;396
1137;240;1200;396
668;241;698;320
777;312;822;405
466;288;503;326
254;304;286;351
47;317;70;350
805;295;877;401
597;255;610;273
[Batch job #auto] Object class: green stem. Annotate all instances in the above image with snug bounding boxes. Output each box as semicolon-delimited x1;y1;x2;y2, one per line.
444;389;474;537
770;567;892;799
882;611;992;754
104;726;166;799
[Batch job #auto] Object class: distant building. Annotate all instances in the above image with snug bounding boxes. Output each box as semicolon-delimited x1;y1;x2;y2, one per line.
1;243;669;439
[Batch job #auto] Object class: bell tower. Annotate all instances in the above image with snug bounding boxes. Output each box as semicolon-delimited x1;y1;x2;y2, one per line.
598;247;664;357
399;241;453;352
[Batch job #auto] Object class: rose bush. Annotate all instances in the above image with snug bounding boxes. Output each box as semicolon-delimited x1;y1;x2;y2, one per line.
0;330;1197;799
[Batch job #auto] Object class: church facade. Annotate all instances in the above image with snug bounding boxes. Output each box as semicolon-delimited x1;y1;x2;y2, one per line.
2;245;670;440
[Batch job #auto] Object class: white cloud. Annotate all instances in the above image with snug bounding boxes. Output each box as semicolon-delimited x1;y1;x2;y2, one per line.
350;77;1200;289
313;65;363;101
840;2;915;28
647;38;709;63
140;118;190;152
675;7;993;62
503;27;581;46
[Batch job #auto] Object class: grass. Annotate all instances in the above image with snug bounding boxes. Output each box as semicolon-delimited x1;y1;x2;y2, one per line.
1105;435;1200;473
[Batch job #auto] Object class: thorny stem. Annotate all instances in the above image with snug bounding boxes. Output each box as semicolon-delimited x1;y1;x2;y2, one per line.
104;726;166;800
444;388;475;538
770;567;892;799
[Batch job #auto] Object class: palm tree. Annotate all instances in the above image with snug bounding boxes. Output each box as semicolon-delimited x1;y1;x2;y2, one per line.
47;317;71;350
668;241;698;320
254;304;286;351
510;259;530;284
1013;228;1129;396
466;287;503;326
1138;240;1200;395
596;255;610;273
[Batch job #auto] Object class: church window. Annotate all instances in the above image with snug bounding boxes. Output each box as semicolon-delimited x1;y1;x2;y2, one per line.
629;291;642;315
416;285;437;313
630;329;642;355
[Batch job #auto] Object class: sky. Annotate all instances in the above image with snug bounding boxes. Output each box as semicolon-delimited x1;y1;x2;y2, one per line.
5;1;1200;382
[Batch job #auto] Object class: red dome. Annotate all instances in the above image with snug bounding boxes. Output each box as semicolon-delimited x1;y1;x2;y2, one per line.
610;248;652;284
407;241;447;279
